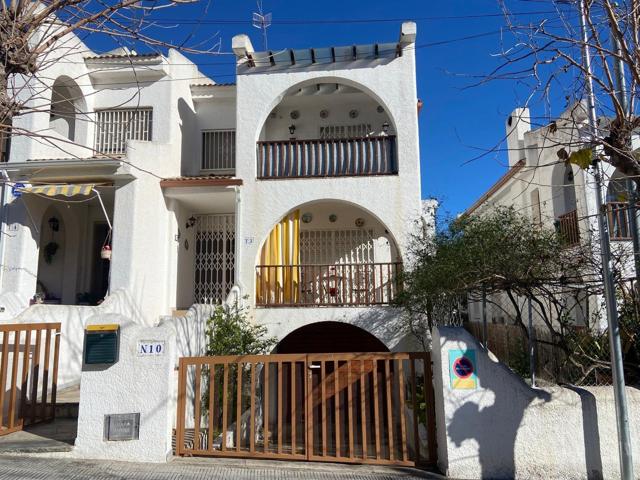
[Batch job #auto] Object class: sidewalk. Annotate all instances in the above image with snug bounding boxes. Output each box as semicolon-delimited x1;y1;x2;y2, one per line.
0;455;444;479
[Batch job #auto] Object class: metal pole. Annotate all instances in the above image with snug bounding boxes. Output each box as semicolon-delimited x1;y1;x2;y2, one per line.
481;284;488;349
527;296;536;387
579;2;634;478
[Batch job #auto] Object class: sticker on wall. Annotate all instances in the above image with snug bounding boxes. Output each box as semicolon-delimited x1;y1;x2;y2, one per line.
449;349;478;390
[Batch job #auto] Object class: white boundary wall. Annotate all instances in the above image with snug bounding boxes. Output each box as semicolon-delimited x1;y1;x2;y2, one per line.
432;326;640;480
74;315;176;462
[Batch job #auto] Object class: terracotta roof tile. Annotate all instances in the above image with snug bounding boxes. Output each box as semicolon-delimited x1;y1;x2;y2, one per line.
85;53;161;61
160;175;242;187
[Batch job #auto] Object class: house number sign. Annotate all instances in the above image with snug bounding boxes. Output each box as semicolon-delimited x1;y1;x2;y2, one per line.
137;340;165;356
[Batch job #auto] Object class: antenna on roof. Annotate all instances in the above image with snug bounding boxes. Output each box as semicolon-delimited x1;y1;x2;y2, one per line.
252;0;272;50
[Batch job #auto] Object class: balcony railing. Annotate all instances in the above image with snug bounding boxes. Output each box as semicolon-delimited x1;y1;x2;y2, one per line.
556;209;580;246
255;262;402;307
607;201;633;240
257;135;397;179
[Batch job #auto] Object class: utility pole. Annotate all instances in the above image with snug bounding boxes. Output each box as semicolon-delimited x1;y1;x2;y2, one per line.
578;2;634;479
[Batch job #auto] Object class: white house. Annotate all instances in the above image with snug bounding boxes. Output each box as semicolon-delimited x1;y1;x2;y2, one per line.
465;102;638;327
0;22;425;367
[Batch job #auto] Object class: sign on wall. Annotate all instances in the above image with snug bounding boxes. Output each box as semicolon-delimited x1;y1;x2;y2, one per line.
137;341;165;356
449;349;478;390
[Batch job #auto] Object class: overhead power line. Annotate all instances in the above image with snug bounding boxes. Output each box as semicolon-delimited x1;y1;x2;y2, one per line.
121;10;562;25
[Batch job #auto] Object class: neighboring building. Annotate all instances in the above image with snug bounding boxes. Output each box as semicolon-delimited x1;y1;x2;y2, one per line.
0;22;425;354
465;102;638;327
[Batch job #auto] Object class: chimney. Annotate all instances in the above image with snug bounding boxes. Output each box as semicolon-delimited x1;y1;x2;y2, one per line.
505;107;530;167
232;34;254;60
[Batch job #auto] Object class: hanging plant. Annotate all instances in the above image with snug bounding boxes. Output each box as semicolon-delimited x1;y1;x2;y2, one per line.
43;241;59;264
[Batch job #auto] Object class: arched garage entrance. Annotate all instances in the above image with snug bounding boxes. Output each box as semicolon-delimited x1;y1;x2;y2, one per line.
275;322;389;354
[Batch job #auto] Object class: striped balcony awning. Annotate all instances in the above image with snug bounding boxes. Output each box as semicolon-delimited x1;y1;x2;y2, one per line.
18;184;95;197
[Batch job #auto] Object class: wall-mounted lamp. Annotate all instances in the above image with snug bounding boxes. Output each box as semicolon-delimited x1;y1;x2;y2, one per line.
288;124;296;135
48;216;60;232
185;216;196;229
382;122;390;134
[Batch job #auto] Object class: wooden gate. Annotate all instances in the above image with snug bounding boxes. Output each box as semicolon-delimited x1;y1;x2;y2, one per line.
0;323;61;436
176;352;436;467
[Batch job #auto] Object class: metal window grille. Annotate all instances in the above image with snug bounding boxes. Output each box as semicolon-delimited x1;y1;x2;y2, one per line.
319;124;372;139
300;229;375;264
202;130;236;171
193;214;235;304
94;108;153;154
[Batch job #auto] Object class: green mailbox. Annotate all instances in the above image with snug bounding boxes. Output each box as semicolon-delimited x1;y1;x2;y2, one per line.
84;324;120;365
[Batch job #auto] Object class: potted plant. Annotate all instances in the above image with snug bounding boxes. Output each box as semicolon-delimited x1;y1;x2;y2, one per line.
43;241;59;264
101;245;112;260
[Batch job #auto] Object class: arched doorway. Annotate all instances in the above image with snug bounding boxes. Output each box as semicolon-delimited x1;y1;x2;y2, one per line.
36;206;66;303
275;321;389;354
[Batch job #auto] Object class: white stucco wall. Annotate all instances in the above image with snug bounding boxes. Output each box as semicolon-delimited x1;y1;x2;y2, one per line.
432;326;640;480
74;314;176;462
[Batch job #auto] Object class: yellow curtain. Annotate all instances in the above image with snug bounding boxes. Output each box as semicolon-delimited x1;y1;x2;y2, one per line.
258;210;300;303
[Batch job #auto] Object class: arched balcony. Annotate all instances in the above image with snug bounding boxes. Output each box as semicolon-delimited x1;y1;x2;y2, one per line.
257;81;397;179
49;76;86;143
255;200;402;307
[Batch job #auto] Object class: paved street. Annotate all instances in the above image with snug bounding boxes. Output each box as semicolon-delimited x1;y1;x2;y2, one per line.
0;455;444;480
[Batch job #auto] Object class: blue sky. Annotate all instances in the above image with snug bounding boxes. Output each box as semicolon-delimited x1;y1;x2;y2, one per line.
84;0;558;216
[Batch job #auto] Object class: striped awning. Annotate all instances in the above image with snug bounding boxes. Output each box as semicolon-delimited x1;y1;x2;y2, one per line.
18;184;95;197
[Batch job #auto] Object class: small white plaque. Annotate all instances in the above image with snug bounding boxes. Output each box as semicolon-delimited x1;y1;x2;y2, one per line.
137;340;165;356
244;236;255;246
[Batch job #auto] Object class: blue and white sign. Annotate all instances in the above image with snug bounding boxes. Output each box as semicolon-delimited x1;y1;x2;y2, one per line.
11;182;25;198
137;341;165;356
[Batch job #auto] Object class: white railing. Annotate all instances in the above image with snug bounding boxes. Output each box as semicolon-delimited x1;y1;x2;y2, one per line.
94;108;153;154
201;129;236;171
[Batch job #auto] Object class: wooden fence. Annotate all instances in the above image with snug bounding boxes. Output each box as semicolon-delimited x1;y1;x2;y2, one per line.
0;323;61;436
176;352;436;467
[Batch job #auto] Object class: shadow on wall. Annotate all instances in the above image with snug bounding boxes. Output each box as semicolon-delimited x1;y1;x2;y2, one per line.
447;368;551;479
565;386;604;480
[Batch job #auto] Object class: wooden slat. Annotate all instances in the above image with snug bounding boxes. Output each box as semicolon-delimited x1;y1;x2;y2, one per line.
264;361;270;453
250;363;255;453
360;360;367;460
236;363;242;452
176;359;187;455
291;361;296;455
277;362;283;454
373;360;381;460
0;331;9;427
334;360;340;458
397;359;408;462
347;361;354;459
321;361;327;457
193;364;202;448
19;329;32;427
30;329;41;424
50;327;60;419
41;328;52;416
410;359;419;464
207;365;215;451
8;331;21;428
222;364;228;451
385;359;394;461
